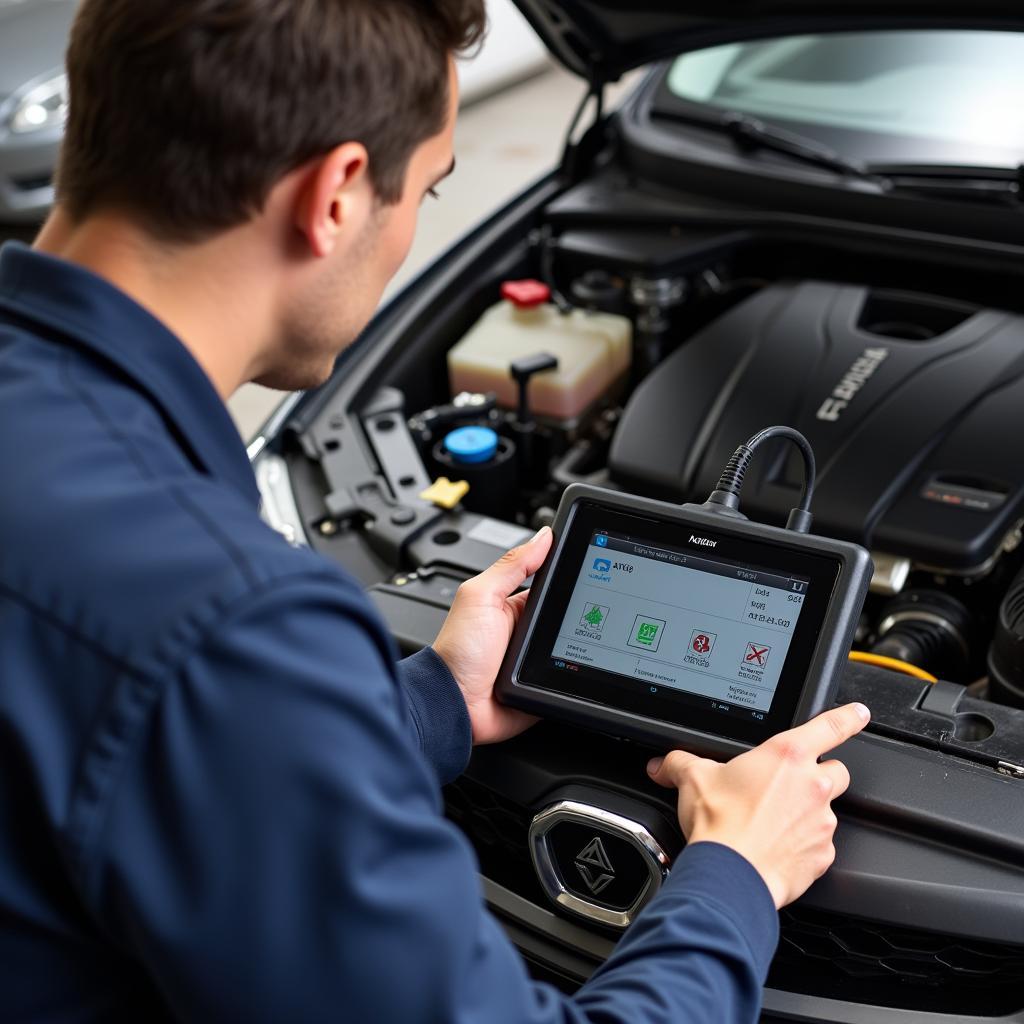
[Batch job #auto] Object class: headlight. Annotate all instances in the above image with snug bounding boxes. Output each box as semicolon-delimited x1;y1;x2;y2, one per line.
8;73;68;135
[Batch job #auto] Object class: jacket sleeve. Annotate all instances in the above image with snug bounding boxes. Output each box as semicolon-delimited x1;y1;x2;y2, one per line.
396;645;472;784
80;575;778;1024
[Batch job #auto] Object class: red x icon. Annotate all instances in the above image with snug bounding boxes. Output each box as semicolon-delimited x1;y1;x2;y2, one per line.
745;643;771;667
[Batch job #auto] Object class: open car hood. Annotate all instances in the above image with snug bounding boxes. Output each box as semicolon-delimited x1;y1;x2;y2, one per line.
512;1;1024;82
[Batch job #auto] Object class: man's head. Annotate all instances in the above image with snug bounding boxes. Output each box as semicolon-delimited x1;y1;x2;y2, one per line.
55;0;486;390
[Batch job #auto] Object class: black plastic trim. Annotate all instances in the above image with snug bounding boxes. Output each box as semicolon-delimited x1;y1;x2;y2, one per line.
482;877;1024;1022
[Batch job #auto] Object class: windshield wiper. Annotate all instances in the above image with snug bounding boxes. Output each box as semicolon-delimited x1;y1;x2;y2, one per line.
867;163;1023;207
657;105;1023;206
656;107;885;186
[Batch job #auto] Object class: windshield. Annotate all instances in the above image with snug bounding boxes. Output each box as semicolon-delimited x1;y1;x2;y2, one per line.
661;31;1024;169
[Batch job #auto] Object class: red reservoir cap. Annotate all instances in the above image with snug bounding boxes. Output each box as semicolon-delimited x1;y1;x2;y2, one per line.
501;279;551;309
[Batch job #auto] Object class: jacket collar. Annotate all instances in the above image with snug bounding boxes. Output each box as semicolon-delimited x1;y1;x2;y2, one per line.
0;242;260;507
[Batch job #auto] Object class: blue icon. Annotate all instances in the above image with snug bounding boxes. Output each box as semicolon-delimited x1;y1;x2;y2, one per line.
593;558;612;573
595;535;608;547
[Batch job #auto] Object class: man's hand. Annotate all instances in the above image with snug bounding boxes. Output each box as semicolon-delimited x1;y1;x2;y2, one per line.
433;527;553;745
648;702;870;909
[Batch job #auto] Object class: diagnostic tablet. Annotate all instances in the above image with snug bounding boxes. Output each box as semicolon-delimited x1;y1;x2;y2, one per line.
497;484;872;759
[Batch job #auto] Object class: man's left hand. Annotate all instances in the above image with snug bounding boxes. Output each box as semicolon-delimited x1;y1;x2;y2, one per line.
433;526;553;745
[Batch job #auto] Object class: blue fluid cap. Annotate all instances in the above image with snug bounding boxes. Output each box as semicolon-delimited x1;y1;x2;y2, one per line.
444;426;499;465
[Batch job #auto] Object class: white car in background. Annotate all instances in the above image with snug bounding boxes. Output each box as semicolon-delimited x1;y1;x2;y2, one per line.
0;0;74;223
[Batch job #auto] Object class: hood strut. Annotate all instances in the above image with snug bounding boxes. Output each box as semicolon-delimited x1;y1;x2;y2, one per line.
560;81;606;182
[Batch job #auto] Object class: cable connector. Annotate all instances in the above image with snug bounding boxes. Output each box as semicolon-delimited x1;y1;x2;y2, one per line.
701;426;817;533
786;507;814;533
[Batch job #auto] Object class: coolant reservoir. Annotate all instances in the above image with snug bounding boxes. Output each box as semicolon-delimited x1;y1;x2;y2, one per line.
448;280;632;422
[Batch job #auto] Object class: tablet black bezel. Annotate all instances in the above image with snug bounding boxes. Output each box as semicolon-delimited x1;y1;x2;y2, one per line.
517;501;842;745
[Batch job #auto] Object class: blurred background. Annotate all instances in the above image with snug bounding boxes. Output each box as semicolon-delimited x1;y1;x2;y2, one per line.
0;0;609;439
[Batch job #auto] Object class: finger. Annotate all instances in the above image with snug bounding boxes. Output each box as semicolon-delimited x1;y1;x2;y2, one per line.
506;589;532;625
647;748;705;789
816;843;837;877
818;759;851;799
783;703;870;759
469;527;552;601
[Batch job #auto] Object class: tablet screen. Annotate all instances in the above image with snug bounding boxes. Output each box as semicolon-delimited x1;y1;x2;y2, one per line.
552;531;810;717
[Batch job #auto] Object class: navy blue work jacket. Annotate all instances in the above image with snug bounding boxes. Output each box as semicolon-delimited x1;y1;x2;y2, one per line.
0;242;778;1022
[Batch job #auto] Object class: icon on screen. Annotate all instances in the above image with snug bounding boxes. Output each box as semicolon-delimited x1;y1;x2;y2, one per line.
593;558;612;573
580;603;610;633
689;629;717;656
628;614;667;653
744;642;772;668
595;535;608;547
637;622;659;645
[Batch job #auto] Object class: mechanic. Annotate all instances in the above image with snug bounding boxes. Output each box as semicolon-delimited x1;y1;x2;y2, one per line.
0;1;869;1021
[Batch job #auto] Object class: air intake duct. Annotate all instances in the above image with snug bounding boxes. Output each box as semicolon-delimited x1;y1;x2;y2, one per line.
988;570;1024;708
872;590;973;681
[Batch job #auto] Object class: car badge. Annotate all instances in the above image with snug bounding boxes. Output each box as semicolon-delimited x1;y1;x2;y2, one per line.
574;837;615;895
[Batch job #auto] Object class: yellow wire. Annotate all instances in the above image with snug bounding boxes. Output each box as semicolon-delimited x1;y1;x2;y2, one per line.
848;650;938;683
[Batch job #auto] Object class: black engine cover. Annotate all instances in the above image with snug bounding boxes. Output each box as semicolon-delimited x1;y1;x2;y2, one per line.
610;281;1024;572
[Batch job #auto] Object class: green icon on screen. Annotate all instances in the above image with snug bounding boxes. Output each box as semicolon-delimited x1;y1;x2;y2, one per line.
628;614;667;653
635;621;659;645
580;603;610;633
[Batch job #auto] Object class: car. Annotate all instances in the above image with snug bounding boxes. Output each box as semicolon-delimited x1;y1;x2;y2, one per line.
250;3;1024;1021
0;0;75;224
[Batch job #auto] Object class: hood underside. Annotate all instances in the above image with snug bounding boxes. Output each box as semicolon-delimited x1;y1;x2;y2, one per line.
512;0;1024;82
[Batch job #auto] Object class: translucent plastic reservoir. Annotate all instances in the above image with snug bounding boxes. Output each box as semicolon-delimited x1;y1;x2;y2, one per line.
448;282;632;422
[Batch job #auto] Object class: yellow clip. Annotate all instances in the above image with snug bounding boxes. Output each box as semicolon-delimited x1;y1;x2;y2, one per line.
419;477;470;510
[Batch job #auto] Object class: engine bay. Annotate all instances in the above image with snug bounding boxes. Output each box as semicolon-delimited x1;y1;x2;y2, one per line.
269;171;1024;776
399;237;1024;716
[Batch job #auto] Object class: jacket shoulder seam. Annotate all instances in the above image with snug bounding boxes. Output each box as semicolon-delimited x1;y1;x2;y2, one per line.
59;348;260;589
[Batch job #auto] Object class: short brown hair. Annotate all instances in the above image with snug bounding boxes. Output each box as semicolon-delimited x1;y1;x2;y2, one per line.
57;0;486;240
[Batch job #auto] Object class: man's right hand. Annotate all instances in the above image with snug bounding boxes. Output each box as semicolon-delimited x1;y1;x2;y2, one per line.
647;702;870;909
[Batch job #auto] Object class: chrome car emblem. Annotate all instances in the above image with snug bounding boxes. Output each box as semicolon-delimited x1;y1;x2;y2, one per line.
529;800;671;929
574;836;615;895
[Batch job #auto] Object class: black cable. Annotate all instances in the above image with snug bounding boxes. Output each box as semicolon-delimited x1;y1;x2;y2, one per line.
704;426;817;533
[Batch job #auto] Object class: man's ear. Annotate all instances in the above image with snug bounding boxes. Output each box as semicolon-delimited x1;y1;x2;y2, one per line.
294;142;372;258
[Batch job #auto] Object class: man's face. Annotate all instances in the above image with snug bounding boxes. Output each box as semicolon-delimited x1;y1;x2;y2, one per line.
264;59;459;392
